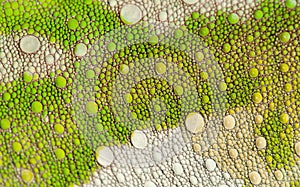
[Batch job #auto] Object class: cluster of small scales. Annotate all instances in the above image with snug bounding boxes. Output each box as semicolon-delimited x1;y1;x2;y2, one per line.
0;0;299;186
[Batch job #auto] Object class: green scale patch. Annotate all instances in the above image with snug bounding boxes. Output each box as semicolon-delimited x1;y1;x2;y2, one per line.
0;75;98;186
185;0;300;172
0;0;121;48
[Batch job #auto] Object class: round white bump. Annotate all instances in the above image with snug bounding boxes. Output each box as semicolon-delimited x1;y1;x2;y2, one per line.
45;54;55;65
159;11;168;21
249;171;261;185
223;115;236;130
131;130;148;149
120;4;142;25
185;112;205;133
190;176;198;185
274;170;283;181
255;136;266;149
229;148;238;159
205;158;216;172
96;146;114;167
74;43;87;57
172;162;184;175
94;178;101;185
255;114;263;124
20;35;40;54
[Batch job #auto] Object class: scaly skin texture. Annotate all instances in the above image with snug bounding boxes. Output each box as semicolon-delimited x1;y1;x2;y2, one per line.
0;0;299;186
0;77;99;186
0;0;121;48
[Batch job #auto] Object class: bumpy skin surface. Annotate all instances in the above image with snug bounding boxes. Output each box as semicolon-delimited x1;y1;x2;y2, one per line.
0;0;299;187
